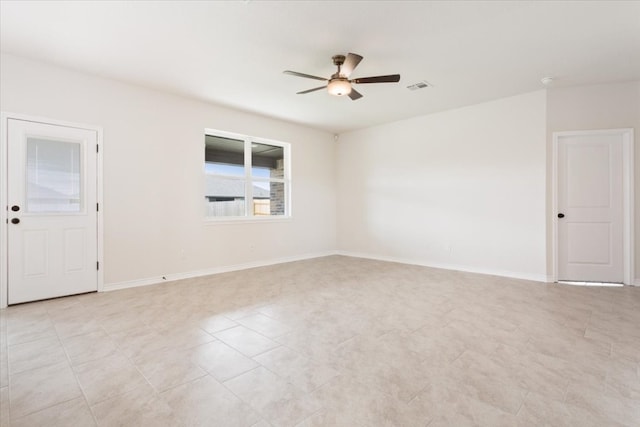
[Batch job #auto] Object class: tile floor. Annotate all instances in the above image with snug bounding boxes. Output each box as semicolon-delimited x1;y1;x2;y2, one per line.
0;255;639;426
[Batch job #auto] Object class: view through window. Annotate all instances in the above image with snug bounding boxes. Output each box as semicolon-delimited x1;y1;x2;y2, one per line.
204;130;290;219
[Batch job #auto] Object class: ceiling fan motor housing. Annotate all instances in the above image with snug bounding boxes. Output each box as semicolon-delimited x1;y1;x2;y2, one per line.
332;55;346;67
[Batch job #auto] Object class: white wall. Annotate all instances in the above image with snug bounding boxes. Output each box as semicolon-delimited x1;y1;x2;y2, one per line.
336;91;548;281
0;53;337;289
546;81;640;283
2;52;635;295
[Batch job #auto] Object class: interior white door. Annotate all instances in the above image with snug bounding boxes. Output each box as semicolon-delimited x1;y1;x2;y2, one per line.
556;132;624;283
7;119;98;304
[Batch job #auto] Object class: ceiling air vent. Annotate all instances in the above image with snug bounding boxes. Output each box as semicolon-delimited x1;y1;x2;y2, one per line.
406;80;432;91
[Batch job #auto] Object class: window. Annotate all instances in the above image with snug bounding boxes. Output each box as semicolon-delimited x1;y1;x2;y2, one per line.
204;129;290;219
26;138;83;213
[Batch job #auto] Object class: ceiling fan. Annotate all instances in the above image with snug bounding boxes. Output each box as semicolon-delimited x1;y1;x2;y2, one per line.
283;53;400;100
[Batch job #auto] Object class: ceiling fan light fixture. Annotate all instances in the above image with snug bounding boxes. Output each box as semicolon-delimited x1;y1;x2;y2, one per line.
284;53;400;101
327;79;351;96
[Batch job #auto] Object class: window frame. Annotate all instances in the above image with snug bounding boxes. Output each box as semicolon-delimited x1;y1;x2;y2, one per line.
204;128;291;222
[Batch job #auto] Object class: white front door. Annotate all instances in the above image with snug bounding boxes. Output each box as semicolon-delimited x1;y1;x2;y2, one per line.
7;119;98;304
556;131;624;283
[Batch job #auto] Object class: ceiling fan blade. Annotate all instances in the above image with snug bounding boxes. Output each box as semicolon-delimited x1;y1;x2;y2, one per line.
348;88;363;100
353;74;401;84
283;70;328;81
297;85;327;94
341;53;363;77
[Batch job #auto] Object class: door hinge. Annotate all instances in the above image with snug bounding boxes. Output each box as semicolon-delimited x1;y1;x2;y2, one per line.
96;203;99;212
97;261;100;270
96;144;99;153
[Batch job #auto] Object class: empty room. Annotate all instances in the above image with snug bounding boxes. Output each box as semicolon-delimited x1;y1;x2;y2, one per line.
0;1;639;426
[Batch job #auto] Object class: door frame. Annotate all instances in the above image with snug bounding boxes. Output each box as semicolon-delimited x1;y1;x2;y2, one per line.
551;128;634;285
0;112;104;308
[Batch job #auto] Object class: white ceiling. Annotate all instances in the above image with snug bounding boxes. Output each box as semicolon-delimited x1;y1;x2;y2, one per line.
1;1;639;134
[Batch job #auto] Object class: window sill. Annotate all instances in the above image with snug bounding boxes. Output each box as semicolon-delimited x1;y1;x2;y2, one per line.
204;216;292;225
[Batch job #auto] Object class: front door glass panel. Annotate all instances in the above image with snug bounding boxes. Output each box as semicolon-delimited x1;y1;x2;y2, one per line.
26;137;83;213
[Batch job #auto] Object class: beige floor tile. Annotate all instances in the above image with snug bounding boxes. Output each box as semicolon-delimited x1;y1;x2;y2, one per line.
1;386;9;427
61;329;119;366
153;323;215;350
331;331;398;365
296;312;372;345
527;332;611;369
563;402;629;427
8;336;67;375
410;327;467;364
134;348;207;392
222;305;270;321
189;340;258;381
612;340;640;363
90;383;179;427
448;350;527;415
9;361;82;419
423;416;473;427
603;355;640;401
409;398;475;427
11;397;96;427
309;375;417;426
463;396;519;426
96;311;146;334
375;303;439;332
565;379;640;426
404;369;473;425
214;325;279;357
254;346;340;393
74;352;149;405
4;305;48;323
224;366;321;427
107;325;171;360
1;256;638;426
333;334;434;403
294;408;367;427
256;300;323;326
439;319;522;356
490;343;570;400
6;316;56;346
161;375;260;426
274;330;352;363
198;314;238;334
374;360;432;403
53;317;103;340
236;313;292;339
0;350;9;388
585;316;640;347
516;392;574;427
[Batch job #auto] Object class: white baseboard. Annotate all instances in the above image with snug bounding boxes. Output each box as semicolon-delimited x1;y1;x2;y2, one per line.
73;249;639;294
334;250;549;283
103;250;337;292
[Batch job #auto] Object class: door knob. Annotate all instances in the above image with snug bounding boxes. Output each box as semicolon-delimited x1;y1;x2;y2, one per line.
11;205;20;212
557;213;565;218
11;218;20;224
